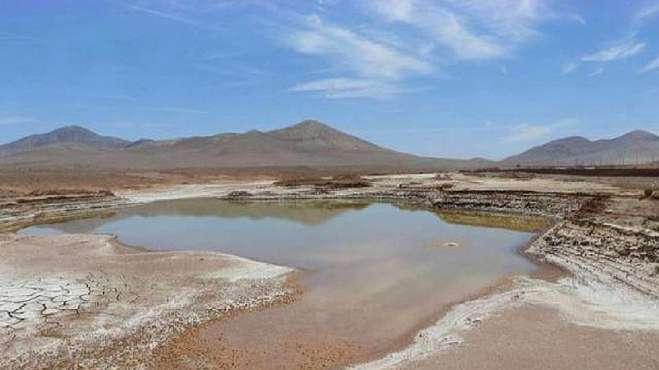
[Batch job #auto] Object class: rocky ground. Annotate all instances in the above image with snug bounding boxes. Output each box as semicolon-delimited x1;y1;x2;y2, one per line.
1;171;658;368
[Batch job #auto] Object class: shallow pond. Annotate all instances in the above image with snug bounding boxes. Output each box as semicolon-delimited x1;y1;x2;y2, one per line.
22;199;538;365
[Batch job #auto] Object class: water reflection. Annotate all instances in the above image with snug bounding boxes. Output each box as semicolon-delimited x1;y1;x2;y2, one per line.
23;199;538;353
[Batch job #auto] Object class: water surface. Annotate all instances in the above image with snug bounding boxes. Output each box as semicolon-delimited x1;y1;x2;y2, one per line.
23;199;538;362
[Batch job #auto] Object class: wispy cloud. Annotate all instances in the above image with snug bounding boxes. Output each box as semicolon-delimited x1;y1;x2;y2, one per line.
561;61;579;75
568;3;655;75
287;15;432;80
504;118;578;143
285;14;432;98
123;3;226;31
126;5;202;26
367;0;506;60
582;40;645;62
640;55;659;73
506;124;553;142
290;78;403;99
282;1;581;99
366;0;582;61
634;1;659;23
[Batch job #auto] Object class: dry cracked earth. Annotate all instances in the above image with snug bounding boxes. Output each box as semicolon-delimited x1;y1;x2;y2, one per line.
0;276;126;333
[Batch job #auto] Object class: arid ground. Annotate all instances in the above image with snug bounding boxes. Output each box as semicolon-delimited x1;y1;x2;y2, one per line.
1;169;658;369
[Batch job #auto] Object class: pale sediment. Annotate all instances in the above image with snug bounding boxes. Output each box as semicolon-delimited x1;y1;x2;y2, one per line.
528;221;659;298
0;233;296;369
1;173;657;368
352;272;659;369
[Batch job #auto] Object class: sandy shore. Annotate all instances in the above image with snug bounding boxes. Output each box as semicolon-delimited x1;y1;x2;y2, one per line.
404;304;659;370
353;272;659;369
1;172;658;368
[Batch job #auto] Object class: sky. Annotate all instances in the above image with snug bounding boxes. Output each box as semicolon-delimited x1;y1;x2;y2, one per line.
1;0;659;159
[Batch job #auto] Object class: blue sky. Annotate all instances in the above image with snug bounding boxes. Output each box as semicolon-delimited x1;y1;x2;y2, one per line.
1;0;659;159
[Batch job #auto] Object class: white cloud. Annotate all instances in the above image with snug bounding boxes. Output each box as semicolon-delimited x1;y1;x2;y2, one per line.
287;15;432;80
367;0;506;60
506;124;553;142
504;118;578;143
285;14;433;99
290;78;402;99
589;67;604;77
366;0;582;61
284;1;581;99
634;1;659;23
126;5;201;26
124;4;225;31
561;61;579;75
582;40;645;62
443;0;546;41
640;55;659;73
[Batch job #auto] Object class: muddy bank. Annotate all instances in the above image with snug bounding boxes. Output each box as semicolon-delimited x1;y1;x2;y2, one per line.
0;192;125;233
401;303;659;370
0;233;296;369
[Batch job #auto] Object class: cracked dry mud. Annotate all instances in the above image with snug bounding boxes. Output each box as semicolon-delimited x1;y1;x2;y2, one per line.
0;233;295;369
0;276;127;333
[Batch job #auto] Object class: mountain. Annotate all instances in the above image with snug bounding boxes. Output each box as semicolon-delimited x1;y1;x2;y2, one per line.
0;120;491;171
267;120;384;151
0;125;130;156
503;130;659;167
4;124;655;171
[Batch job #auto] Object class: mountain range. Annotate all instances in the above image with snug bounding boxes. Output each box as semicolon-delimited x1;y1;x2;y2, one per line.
502;130;659;167
0;120;491;171
1;121;657;170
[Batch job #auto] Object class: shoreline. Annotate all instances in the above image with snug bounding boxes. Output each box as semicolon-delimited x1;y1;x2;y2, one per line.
0;232;300;369
1;172;657;368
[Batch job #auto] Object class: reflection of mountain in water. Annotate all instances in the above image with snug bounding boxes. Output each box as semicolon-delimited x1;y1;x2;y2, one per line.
32;199;547;237
43;199;372;234
435;211;550;232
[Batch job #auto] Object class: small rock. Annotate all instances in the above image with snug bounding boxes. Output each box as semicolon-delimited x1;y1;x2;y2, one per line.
645;263;659;277
614;244;629;256
226;191;252;198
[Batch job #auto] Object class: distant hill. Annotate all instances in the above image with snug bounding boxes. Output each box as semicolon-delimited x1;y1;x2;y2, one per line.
0;125;130;156
266;120;383;151
503;130;659;167
0;120;492;171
